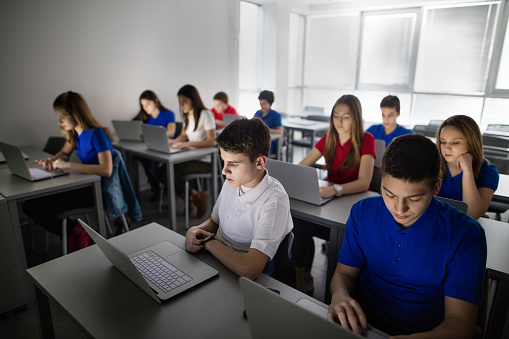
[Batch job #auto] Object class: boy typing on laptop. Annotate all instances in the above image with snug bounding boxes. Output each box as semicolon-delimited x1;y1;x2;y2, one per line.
328;134;487;338
185;118;293;280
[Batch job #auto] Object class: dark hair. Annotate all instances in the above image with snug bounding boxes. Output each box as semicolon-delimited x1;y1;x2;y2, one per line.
380;95;400;113
258;90;274;106
137;90;170;123
177;84;207;132
216;118;270;162
381;134;440;188
213;91;229;104
53;91;113;149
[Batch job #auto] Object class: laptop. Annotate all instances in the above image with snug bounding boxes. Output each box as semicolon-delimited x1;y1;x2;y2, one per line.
265;159;334;205
142;124;189;154
0;142;69;181
0;150;29;163
240;277;389;339
223;114;242;127
112;120;143;141
78;219;219;304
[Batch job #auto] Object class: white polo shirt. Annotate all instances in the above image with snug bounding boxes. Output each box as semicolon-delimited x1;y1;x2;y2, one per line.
211;169;293;260
185;109;215;142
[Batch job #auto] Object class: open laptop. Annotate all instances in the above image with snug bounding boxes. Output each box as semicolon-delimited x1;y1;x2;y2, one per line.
0;142;69;181
112;120;143;141
265;159;334;205
223;114;242;127
240;277;389;339
142;124;189;154
78;219;218;304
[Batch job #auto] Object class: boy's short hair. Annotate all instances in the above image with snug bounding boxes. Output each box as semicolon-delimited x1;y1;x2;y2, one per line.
258;90;274;106
213;91;228;104
380;95;400;113
381;134;440;188
216;118;270;162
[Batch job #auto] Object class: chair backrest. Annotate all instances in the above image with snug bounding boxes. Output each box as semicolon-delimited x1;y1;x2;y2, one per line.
475;268;490;339
270;232;295;288
483;135;509;148
435;196;468;213
369;166;381;194
43;136;67;155
174;121;183;139
483;147;509;175
374;139;385;167
413;124;439;138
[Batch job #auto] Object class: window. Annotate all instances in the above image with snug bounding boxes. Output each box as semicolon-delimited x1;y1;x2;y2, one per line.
287;13;305;115
495;19;509;90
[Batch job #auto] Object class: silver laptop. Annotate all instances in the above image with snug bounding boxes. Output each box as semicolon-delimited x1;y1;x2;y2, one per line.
223;114;242;127
265;159;334;205
78;219;218;304
240;277;389;339
0;142;69;181
112;120;143;141
142;124;187;154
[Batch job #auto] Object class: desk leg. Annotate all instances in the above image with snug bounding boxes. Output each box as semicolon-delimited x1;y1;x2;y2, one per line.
168;163;177;231
326;227;344;304
92;181;106;237
34;285;55;339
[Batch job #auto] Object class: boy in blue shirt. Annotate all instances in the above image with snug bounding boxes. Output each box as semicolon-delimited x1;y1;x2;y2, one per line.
328;134;487;338
366;95;414;147
254;90;283;152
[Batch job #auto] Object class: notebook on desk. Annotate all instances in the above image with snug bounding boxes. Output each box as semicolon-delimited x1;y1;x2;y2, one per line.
265;159;334;205
78;219;218;304
240;277;389;339
142;124;190;154
112;120;143;141
0;142;69;181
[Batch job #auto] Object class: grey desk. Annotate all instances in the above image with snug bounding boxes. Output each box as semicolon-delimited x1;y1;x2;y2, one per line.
113;141;219;231
27;223;314;339
493;173;509;204
283;118;330;162
290;191;379;302
0;159;104;311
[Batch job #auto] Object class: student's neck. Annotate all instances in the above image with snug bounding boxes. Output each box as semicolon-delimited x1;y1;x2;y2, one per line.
447;162;462;177
74;126;84;136
151;108;160;119
243;168;266;188
384;124;397;135
338;132;351;146
262;109;270;117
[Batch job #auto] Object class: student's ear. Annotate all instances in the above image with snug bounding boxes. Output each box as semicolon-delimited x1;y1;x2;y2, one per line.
432;178;442;196
256;156;267;169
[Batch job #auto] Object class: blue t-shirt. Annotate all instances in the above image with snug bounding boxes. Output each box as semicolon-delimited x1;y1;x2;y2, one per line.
145;110;175;128
254;109;282;150
339;196;487;334
438;159;499;201
366;124;414;147
75;128;113;165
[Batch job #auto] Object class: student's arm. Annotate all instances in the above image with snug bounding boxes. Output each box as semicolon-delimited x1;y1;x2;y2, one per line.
204;240;269;280
457;153;493;219
53;150;113;177
36;141;73;168
173;129;216;149
320;154;374;198
166;122;176;139
185;218;219;253
170;128;188;144
215;119;226;129
328;262;370;335
299;147;323;167
270;126;284;135
391;297;478;339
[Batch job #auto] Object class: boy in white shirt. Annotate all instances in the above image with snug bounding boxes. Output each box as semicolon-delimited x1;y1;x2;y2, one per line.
185;118;293;280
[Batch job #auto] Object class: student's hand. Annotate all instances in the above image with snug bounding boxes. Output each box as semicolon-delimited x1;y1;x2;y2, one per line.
52;158;70;170
36;157;55;170
185;227;215;253
320;186;337;199
456;152;473;173
327;294;371;336
170;141;190;150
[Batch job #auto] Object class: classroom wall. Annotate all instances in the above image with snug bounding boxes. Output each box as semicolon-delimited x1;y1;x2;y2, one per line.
0;0;238;148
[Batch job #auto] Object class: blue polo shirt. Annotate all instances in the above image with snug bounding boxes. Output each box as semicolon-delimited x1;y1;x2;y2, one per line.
254;109;283;150
366;124;414;147
75;128;113;165
145;110;175;128
339;196;486;334
438;159;499;201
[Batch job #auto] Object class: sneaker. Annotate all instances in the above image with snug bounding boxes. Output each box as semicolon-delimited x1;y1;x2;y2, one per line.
193;191;209;219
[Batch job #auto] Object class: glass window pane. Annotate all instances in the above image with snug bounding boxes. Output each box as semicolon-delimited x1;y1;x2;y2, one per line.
412;94;483;125
304;13;360;88
288;13;304;87
239;2;260;90
286;88;302;116
414;4;497;94
496;23;509;89
359;13;416;87
481;98;509;129
304;89;345;115
355;91;412;126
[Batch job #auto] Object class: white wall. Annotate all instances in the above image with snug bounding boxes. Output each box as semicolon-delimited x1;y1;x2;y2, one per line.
0;0;238;147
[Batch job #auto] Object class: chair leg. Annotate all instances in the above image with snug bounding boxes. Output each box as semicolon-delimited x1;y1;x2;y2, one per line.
158;182;164;213
104;215;113;235
120;214;129;232
62;219;68;255
45;231;49;253
185;180;190;229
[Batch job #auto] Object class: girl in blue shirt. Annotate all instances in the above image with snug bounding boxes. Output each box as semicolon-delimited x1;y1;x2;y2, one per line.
23;91;115;251
134;90;177;200
436;115;499;219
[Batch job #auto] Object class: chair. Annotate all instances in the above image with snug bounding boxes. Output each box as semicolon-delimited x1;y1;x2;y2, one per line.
483;147;509;174
374;139;385;168
413;124;439;138
267;232;295;288
174;122;183;139
43;136;66;155
369;166;381;194
482;135;509;149
435;196;468;213
474;268;491;339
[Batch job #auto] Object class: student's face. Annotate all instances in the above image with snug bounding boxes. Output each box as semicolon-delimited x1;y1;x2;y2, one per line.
220;148;265;188
259;99;271;114
381;174;441;229
439;126;469;164
381;107;399;129
140;99;158;116
178;95;193;114
332;104;352;136
54;108;77;131
214;100;228;114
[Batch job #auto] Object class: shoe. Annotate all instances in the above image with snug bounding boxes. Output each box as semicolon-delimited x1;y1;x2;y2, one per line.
193;191;209;219
67;224;92;254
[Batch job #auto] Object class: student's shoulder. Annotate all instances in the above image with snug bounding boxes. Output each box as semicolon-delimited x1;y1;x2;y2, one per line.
366;124;383;133
362;131;376;145
266;175;290;199
397;125;415;134
352;196;384;214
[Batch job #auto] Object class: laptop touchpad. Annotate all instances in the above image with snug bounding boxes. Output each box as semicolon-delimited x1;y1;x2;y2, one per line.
167;252;199;268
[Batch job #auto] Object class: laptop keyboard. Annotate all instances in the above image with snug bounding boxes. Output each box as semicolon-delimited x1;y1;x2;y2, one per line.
130;251;192;293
